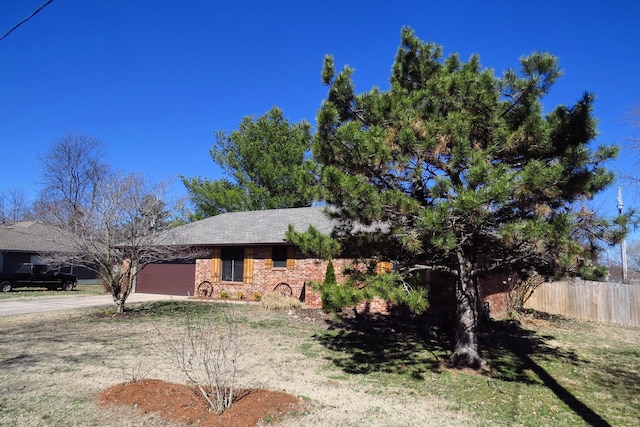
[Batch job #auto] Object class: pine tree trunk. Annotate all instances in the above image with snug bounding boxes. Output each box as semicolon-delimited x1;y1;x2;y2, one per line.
449;250;484;369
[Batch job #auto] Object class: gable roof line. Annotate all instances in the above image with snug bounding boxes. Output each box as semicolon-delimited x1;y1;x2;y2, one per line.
0;221;76;252
152;206;334;246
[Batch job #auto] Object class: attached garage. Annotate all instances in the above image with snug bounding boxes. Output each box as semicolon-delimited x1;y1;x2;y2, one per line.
135;260;196;296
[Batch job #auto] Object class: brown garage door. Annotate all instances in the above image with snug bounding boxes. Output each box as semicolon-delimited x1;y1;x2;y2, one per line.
136;261;196;296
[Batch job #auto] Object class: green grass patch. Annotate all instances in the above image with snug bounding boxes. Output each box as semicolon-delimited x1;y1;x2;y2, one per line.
299;342;321;358
0;283;106;300
137;300;216;317
87;300;225;327
249;318;286;329
313;312;640;426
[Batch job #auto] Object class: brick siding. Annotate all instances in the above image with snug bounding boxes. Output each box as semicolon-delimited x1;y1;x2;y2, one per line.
193;246;510;317
193;246;355;308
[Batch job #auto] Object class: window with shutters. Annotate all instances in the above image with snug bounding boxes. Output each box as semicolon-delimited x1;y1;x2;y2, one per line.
376;261;393;275
272;246;288;268
221;247;244;282
264;246;294;270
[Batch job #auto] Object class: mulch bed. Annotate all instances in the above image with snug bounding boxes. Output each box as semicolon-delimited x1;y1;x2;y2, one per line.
98;379;304;426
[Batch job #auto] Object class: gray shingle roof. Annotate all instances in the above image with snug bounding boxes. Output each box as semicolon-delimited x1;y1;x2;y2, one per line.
0;222;76;252
154;206;334;246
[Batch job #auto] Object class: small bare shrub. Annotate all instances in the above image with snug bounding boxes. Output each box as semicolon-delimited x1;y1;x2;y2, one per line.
509;270;545;313
122;358;152;383
154;303;240;413
260;291;302;312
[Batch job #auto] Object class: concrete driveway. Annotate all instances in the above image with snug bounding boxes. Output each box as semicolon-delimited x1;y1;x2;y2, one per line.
0;293;187;317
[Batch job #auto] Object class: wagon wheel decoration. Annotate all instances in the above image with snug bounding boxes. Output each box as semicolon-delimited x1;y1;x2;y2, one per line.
197;281;213;298
273;282;293;297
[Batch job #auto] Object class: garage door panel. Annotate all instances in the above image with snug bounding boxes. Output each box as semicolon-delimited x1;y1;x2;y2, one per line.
136;263;195;295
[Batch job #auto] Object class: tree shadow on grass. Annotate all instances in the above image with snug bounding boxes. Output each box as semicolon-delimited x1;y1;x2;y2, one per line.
0;302;185;370
0;322;111;370
314;312;452;381
315;311;613;426
481;317;612;426
0;302;234;373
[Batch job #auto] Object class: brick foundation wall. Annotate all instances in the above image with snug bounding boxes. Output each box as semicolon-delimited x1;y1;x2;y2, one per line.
355;297;392;315
193;247;355;307
195;258;211;291
193;246;508;317
478;273;514;318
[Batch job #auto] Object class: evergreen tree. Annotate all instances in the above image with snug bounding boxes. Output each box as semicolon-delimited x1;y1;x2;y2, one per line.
305;28;618;368
182;107;316;219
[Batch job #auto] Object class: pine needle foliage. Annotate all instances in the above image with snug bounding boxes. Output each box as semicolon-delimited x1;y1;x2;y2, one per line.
307;27;620;368
182;107;316;219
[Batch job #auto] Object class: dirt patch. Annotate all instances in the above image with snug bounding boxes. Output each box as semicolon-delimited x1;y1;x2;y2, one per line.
98;379;304;426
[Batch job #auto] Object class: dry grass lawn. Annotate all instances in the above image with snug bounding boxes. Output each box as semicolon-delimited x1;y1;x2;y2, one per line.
0;300;638;426
0;302;474;426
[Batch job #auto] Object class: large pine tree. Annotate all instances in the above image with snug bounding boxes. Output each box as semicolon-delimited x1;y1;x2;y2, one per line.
182;107;316;219
310;28;617;368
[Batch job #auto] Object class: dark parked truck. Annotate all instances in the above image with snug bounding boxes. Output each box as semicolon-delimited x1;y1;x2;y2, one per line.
0;263;77;292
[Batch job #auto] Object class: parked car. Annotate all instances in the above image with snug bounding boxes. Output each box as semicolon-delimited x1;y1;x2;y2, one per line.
0;263;77;292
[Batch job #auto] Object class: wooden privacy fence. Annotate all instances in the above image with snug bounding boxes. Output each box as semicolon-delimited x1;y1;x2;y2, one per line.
524;280;640;327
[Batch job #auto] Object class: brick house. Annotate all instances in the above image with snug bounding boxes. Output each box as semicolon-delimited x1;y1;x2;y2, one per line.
136;207;357;308
136;206;510;315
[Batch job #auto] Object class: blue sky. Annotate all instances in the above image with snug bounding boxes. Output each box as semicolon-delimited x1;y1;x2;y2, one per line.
1;0;639;221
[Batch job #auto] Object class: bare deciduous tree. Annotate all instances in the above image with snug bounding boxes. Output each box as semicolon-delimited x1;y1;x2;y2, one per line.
37;133;192;313
44;172;191;313
626;240;640;279
0;187;32;222
622;104;640;192
35;133;109;227
628;104;640;138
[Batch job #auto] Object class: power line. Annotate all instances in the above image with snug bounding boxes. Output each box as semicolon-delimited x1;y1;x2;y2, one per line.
0;0;56;42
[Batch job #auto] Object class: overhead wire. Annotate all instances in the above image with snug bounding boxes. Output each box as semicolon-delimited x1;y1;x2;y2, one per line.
0;0;56;42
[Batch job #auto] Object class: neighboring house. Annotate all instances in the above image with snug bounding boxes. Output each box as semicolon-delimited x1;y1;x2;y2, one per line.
0;222;67;272
0;221;96;281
